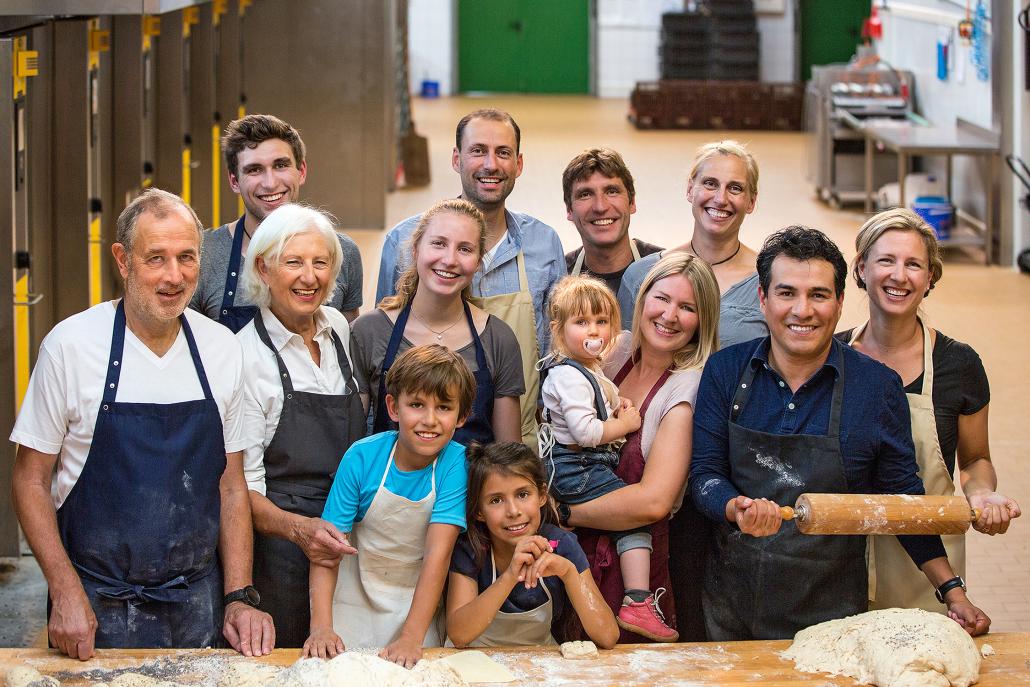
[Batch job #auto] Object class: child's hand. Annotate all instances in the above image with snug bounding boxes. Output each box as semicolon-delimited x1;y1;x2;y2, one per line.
297;519;358;567
618;396;634;412
379;634;422;668
302;626;345;659
506;535;553;583
523;551;573;589
616;403;641;433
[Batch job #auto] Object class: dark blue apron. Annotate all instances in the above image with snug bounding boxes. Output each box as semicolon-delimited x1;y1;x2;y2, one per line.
702;357;866;640
55;300;227;648
372;299;495;445
250;310;365;647
217;217;258;333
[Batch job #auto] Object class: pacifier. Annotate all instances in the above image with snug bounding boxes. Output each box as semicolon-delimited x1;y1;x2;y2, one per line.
583;338;604;356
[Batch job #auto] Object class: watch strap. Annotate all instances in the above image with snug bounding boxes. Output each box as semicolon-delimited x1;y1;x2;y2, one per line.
935;576;966;603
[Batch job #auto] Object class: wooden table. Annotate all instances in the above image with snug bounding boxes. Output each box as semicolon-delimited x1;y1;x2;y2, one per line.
2;634;1028;686
841;112;1000;264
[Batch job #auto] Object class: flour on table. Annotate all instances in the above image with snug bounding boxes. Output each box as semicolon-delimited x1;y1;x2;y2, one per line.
439;651;515;683
217;662;280;687
559;640;598;660
4;666;60;687
781;608;980;687
226;653;467;687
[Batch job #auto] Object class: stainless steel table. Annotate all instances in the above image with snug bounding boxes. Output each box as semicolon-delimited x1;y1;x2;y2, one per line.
843;113;1000;264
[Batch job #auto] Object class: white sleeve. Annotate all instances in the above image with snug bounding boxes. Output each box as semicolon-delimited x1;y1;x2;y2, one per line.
222;344;249;454
9;342;69;455
542;366;605;447
241;371;268;495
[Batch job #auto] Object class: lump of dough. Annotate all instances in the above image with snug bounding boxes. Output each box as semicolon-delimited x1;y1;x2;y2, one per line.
781;608;980;687
4;667;60;687
980;643;995;657
560;640;599;660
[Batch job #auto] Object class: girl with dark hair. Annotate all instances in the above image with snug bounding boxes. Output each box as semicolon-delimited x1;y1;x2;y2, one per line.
445;442;618;648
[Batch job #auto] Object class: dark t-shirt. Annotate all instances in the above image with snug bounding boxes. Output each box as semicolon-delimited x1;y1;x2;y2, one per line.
450;523;590;631
564;239;664;296
837;329;989;475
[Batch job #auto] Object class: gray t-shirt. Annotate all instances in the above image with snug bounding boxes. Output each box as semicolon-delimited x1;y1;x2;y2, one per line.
351;308;526;419
190;221;363;320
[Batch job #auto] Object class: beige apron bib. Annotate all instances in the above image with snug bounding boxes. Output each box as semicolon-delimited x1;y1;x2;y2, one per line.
332;445;445;647
850;321;966;613
468;251;540;450
470;548;557;647
570;240;642;276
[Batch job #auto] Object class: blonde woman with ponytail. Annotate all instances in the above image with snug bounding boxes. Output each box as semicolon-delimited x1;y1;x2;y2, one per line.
351;199;525;445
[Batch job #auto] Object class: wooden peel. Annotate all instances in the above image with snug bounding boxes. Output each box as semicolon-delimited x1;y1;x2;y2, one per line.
778;494;980;535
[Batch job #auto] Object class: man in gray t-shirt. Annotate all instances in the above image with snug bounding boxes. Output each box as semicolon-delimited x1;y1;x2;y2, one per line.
190;114;362;330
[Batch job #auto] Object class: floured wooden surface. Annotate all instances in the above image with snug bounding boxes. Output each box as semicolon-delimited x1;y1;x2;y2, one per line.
1;634;1027;686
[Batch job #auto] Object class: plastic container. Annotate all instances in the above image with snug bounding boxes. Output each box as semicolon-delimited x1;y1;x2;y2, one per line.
419;80;439;98
912;196;953;240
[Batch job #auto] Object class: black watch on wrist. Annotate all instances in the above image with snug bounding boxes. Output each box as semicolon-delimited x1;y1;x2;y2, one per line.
224;585;261;608
935;576;966;604
557;502;572;528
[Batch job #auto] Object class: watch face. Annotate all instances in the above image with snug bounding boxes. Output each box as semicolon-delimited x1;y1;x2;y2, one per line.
245;586;261;606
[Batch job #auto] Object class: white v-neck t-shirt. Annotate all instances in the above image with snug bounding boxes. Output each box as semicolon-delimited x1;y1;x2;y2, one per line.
10;300;247;509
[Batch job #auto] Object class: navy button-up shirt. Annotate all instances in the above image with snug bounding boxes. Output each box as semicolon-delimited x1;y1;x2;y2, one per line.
690;336;946;566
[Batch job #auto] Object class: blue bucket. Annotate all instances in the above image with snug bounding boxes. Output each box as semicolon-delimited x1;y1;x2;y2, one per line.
912;196;953;240
420;80;440;98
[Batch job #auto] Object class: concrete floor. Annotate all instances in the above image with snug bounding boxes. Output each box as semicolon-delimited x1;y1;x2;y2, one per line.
3;95;1027;646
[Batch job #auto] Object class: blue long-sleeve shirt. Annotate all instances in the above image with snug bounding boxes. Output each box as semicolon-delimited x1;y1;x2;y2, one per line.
689;337;947;566
376;208;566;355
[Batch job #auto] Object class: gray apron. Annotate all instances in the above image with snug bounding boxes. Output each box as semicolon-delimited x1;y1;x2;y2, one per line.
702;358;867;640
250;310;365;647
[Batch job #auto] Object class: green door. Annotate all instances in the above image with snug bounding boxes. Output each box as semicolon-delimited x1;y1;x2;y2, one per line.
799;0;869;81
458;0;589;94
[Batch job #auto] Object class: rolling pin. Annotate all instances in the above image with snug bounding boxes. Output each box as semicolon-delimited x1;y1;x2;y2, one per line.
778;494;980;535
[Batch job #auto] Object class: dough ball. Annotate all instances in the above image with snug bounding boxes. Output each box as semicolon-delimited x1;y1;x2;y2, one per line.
782;608;980;687
980;643;995;657
560;640;599;660
4;667;60;687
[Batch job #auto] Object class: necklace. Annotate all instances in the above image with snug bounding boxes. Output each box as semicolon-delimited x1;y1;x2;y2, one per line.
411;308;463;341
691;239;741;266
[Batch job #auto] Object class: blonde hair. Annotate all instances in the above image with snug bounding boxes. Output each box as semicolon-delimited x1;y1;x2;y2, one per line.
378;199;487;311
853;207;943;294
688;139;759;197
630;252;720;371
546;275;620;362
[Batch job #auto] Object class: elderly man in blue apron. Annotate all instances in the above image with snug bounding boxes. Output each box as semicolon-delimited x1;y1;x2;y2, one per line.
687;226;989;641
11;189;273;660
189;114;363;332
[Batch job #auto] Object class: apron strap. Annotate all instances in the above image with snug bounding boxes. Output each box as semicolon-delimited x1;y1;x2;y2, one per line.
105;301;212;403
571;250;585;276
254;310;295;394
74;558;215;604
375;304;413;423
219;217;247;315
541;359;609;422
919;318;934;396
515;250;529;292
462;299;491;382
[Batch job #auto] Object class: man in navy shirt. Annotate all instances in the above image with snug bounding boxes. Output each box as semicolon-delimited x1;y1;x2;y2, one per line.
688;226;989;641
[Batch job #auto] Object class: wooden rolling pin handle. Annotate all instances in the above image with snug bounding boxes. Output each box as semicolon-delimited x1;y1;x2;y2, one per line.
972;508;981;522
780;506;795;520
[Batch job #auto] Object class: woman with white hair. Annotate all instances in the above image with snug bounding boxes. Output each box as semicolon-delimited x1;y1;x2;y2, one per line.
236;203;365;647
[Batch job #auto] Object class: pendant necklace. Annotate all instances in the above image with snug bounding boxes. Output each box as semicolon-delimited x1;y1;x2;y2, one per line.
412;309;463;341
691;239;741;266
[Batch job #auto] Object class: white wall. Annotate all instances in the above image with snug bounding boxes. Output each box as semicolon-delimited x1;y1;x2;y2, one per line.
409;0;799;99
408;0;455;96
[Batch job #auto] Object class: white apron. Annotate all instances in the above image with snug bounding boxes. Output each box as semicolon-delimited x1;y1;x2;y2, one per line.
469;251;540;451
469;548;557;647
850;321;967;613
569;239;642;276
332;446;444;647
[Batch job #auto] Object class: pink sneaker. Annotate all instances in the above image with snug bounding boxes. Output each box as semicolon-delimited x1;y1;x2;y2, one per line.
616;588;679;642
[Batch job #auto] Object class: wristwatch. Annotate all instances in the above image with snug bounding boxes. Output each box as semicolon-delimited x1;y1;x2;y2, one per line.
935;576;966;604
557;502;572;528
224;585;261;608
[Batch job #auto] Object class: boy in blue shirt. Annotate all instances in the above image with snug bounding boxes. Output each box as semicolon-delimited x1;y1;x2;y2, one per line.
304;344;475;667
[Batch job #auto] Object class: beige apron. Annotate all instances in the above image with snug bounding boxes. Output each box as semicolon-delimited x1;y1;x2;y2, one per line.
468;251;540;450
332;445;444;647
470;548;557;647
850;321;966;613
570;240;642;276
